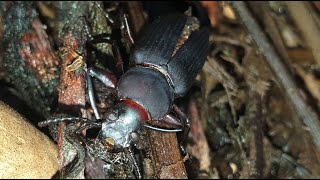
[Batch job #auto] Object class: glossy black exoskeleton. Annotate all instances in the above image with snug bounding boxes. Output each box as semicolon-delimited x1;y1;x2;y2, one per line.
39;13;209;151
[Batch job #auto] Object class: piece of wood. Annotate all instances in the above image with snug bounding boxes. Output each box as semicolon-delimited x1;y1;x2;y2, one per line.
146;129;188;179
53;2;91;177
0;101;59;178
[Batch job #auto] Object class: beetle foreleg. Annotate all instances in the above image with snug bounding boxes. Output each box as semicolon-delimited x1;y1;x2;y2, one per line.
86;67;117;120
143;113;183;132
120;13;135;45
87;34;124;75
143;104;191;140
38;117;91;127
87;71;101;120
165;104;192;155
171;104;191;145
87;67;118;89
143;104;191;156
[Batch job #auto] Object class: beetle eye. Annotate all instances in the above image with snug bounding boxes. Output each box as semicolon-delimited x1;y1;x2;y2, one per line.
106;110;119;121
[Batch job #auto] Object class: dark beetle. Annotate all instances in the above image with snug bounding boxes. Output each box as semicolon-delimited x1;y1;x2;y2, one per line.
39;14;209;150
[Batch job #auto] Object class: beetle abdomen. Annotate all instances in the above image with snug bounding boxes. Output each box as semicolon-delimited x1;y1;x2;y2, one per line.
167;28;209;97
131;14;209;97
117;66;174;120
131;14;187;67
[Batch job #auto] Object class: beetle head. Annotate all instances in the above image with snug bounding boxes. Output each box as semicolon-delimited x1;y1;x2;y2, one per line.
101;100;149;149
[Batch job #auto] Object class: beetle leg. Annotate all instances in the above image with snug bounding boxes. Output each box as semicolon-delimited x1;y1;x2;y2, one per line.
87;67;118;89
120;13;135;44
79;11;124;75
143;110;184;132
39;118;90;178
91;3;134;45
171;104;191;144
38;117;91;127
86;67;118;121
143;121;183;133
141;103;186;132
87;34;124;75
143;105;191;155
87;71;101;120
144;104;191;141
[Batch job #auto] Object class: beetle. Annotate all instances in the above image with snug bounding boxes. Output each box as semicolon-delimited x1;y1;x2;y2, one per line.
39;13;209;151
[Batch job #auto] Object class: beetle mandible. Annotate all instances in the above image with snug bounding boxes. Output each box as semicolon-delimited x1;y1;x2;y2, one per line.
39;13;209;151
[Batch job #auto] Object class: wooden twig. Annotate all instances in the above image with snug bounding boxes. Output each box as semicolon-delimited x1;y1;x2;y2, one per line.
242;91;264;178
187;98;211;178
52;2;91;178
229;1;320;150
146;129;188;179
56;41;86;178
248;2;294;72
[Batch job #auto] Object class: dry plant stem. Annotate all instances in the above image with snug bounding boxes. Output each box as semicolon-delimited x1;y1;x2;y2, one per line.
248;92;264;178
146;129;187;179
204;56;239;122
230;1;320;149
248;2;293;72
57;44;86;175
239;100;262;178
52;2;92;177
286;1;320;65
204;57;238;92
294;65;320;103
209;35;250;74
187;98;211;178
58;122;66;172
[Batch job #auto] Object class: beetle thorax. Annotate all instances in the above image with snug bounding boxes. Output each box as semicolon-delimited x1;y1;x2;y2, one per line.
117;66;175;120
